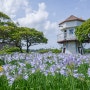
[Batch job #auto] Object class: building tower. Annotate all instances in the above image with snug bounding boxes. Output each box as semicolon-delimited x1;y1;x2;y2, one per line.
57;15;85;54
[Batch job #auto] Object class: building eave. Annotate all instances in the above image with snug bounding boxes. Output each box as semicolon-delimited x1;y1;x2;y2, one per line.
57;39;78;43
59;15;85;25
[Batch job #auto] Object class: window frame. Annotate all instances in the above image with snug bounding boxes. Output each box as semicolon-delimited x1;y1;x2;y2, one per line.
69;29;74;35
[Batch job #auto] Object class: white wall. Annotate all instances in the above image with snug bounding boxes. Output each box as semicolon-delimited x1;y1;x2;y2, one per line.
67;42;76;54
60;21;83;30
63;42;79;54
59;20;84;54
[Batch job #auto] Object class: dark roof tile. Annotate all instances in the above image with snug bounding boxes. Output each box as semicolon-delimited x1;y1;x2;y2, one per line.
59;15;85;25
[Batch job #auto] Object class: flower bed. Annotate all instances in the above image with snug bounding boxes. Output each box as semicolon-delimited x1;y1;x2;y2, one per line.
0;52;90;89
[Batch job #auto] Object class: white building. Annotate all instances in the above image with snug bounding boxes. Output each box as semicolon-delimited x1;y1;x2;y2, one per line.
57;15;85;54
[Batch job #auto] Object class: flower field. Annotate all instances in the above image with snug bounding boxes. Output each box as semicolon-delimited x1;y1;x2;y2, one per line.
0;52;90;90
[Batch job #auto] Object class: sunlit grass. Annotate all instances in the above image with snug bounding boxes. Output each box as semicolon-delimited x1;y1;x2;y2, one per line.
0;72;90;90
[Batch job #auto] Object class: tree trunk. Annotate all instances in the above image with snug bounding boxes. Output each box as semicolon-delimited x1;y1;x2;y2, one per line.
19;46;23;53
26;41;29;53
26;46;29;53
15;41;23;53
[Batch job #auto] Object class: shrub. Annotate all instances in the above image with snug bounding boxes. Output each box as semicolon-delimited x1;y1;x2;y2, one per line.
37;48;62;54
0;59;5;65
84;48;90;53
37;49;50;53
0;46;20;54
6;47;20;53
50;49;62;53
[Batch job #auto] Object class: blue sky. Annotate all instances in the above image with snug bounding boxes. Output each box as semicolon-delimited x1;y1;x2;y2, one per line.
0;0;90;49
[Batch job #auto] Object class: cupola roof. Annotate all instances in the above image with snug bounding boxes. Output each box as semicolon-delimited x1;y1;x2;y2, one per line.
59;15;85;25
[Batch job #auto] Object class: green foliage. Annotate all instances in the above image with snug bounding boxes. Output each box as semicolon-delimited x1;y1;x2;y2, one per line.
0;12;16;45
0;75;10;90
0;59;5;65
84;48;90;53
0;12;10;19
6;22;17;27
16;27;48;45
0;26;14;42
16;27;48;53
9;60;18;65
11;77;27;90
0;72;90;89
75;19;90;42
37;48;62;54
0;46;20;54
0;12;48;53
77;63;89;76
0;21;16;27
37;49;50;53
12;72;90;90
25;63;33;69
51;48;62;53
5;47;20;53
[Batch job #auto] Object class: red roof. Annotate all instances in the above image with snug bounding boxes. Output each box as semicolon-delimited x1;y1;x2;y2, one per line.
59;15;85;25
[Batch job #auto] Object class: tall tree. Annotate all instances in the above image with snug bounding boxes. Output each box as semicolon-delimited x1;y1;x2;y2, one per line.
0;12;10;20
17;27;48;53
10;27;23;52
0;12;17;43
75;19;90;43
0;12;48;53
0;26;14;43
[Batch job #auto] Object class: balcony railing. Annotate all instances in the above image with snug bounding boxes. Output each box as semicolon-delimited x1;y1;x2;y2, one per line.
57;34;77;42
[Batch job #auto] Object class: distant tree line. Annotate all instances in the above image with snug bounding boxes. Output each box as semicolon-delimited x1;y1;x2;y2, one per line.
0;12;48;53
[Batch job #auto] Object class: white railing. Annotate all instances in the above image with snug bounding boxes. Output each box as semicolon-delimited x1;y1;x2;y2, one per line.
57;34;77;42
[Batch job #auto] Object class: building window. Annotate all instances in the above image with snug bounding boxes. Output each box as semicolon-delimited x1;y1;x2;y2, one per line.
64;30;67;39
63;48;66;53
69;29;74;34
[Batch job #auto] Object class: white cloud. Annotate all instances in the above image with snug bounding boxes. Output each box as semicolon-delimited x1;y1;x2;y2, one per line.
44;21;57;30
17;2;48;27
0;0;29;18
0;1;60;49
38;2;46;11
43;21;59;36
17;2;58;35
17;2;59;49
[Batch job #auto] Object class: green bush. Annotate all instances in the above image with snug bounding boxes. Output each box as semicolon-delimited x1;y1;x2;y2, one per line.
84;48;90;53
0;46;20;54
37;49;50;53
0;59;5;65
37;48;62;54
50;49;62;53
6;47;20;53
